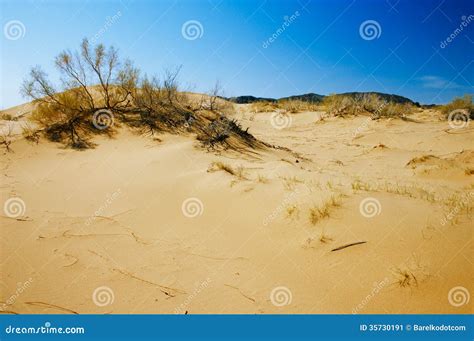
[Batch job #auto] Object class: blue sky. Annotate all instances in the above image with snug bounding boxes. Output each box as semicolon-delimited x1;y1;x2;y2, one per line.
1;0;473;109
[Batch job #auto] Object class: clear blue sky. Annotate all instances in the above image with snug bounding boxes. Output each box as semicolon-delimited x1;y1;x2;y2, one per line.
1;0;473;109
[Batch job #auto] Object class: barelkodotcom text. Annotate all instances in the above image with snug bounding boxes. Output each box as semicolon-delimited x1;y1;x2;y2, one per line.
411;324;466;332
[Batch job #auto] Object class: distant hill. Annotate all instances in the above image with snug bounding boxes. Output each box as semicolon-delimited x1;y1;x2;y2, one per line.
279;93;325;103
225;95;277;104
226;91;420;106
336;92;419;106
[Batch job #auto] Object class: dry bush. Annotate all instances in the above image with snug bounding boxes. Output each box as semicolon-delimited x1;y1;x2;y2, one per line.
129;71;196;137
322;95;362;116
21;123;41;144
0;124;14;152
323;93;414;118
198;80;234;115
21;38;262;153
1;112;18;121
277;99;319;113
250;101;278;113
22;39;135;148
441;94;473;119
197;115;256;150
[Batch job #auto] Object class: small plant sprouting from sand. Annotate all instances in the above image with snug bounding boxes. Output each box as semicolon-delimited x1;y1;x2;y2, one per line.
351;179;374;192
319;228;333;243
208;162;248;180
393;268;418;288
286;204;299;219
309;194;344;225
309;205;330;225
256;174;270;184
281;176;304;191
391;255;429;288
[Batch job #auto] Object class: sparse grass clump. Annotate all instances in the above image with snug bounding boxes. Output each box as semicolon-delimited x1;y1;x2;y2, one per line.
319;231;333;243
257;174;269;184
351;179;374;191
281;176;304;190
310;205;330;225
286;205;299;219
309;194;343;225
393;268;418;288
208;162;248;180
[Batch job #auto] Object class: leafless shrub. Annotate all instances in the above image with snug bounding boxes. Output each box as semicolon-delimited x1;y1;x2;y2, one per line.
21;123;41;144
0;124;14;152
21;38;261;152
22;39;135;148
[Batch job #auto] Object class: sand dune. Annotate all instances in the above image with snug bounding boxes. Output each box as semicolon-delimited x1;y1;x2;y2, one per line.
1;103;473;314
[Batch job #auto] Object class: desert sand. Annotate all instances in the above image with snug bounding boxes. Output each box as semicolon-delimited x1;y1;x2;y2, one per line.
1;100;473;314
